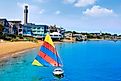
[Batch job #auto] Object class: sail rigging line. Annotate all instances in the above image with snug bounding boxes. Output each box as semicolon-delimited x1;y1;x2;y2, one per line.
55;49;63;67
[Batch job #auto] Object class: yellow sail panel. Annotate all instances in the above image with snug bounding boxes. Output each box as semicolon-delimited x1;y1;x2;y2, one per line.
32;59;43;66
44;34;55;47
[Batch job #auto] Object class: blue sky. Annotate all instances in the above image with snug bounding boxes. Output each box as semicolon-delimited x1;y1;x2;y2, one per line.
0;0;121;34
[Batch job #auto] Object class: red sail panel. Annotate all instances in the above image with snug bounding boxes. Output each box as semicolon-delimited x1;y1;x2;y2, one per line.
43;41;57;55
38;51;61;67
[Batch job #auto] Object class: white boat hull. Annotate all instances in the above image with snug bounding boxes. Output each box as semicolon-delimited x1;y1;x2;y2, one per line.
53;71;64;75
53;68;64;76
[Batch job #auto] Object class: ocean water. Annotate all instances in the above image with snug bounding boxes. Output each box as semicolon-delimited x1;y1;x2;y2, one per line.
0;40;121;81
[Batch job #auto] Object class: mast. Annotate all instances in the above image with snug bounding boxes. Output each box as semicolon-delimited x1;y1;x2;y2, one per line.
56;51;59;67
55;47;63;67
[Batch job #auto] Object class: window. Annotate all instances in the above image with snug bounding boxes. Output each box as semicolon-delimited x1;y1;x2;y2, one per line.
37;27;40;29
19;29;22;32
37;31;40;32
54;35;58;36
32;31;36;32
33;27;36;29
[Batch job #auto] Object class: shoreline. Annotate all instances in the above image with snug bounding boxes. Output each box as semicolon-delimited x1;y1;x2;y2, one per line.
0;47;37;62
0;41;69;62
0;41;42;62
87;38;117;41
0;39;120;62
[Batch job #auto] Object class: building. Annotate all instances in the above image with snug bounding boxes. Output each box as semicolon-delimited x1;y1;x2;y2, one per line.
23;23;33;36
8;21;22;35
49;25;57;33
23;23;49;38
24;5;28;24
50;32;62;39
0;19;10;34
22;5;49;38
73;34;87;41
57;27;65;36
32;25;49;38
49;25;65;39
0;19;22;35
64;31;73;39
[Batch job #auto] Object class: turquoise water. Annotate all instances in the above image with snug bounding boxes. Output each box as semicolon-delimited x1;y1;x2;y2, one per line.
0;40;121;81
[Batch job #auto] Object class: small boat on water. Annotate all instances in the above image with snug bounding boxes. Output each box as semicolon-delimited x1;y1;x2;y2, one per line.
32;34;64;78
53;67;64;78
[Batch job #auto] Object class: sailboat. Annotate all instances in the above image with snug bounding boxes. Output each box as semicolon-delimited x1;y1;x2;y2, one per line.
32;34;64;77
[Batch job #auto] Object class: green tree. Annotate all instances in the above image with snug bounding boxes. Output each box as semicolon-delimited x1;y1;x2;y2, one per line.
0;23;3;38
0;23;3;33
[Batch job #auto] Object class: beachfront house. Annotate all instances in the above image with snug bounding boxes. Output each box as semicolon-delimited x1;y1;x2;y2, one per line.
23;23;49;38
8;21;22;35
50;32;62;40
23;23;33;36
57;27;65;36
49;25;65;39
32;25;49;39
49;25;57;33
64;31;73;40
0;19;10;34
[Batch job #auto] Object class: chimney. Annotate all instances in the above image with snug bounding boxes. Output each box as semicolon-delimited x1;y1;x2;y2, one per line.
24;5;28;24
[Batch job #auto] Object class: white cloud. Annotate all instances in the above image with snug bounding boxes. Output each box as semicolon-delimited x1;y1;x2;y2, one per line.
75;0;96;7
17;2;44;14
30;5;41;14
64;0;76;4
39;9;45;14
17;2;29;9
55;10;61;15
63;0;96;7
83;5;116;16
33;0;44;3
32;0;49;3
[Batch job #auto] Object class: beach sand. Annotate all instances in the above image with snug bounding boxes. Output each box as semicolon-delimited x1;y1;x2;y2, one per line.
0;41;42;61
0;40;74;61
0;40;65;61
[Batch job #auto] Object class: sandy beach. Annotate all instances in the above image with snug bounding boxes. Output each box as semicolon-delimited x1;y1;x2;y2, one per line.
0;41;42;61
0;39;74;61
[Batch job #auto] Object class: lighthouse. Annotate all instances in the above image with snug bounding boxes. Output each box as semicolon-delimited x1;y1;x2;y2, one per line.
24;5;28;24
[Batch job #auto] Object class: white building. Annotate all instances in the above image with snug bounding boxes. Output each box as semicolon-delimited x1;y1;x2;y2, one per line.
50;32;62;39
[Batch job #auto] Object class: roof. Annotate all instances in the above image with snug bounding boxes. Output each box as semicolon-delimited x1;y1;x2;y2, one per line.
8;21;21;23
50;32;61;35
0;19;7;21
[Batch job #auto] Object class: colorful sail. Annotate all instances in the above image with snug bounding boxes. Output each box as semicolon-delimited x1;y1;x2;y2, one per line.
32;34;62;67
